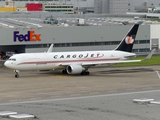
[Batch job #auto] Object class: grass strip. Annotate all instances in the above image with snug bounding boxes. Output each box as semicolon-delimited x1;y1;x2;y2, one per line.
114;56;160;67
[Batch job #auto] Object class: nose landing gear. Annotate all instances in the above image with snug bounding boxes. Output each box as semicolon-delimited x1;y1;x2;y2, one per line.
14;70;19;78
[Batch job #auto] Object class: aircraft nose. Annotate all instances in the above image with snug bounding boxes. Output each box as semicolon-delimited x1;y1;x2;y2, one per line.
4;61;9;68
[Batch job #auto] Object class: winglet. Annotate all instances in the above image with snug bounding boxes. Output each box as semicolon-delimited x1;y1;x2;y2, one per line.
136;21;143;25
122;21;129;25
47;44;54;53
144;49;155;60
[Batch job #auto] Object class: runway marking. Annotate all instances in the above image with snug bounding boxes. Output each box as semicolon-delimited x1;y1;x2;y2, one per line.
37;92;63;95
29;98;41;100
143;87;152;90
1;78;10;80
70;94;81;96
54;75;71;78
90;92;99;94
108;90;117;93
156;71;160;79
9;100;19;102
126;88;136;91
37;90;92;96
9;99;21;102
1;89;160;106
50;96;61;98
81;90;91;93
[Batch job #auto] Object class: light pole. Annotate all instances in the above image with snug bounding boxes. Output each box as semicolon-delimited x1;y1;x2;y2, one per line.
101;37;103;50
145;35;147;53
53;38;55;52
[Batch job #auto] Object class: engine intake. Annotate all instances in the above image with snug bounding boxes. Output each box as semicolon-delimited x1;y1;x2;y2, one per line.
66;65;85;74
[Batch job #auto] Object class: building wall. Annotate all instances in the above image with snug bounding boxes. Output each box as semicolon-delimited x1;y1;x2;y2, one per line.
0;25;149;45
109;0;128;14
128;0;160;12
44;4;74;14
94;0;128;14
0;0;160;13
0;0;94;11
27;3;42;11
0;45;25;53
150;24;160;51
94;0;102;14
102;0;109;14
0;7;16;12
50;0;94;8
0;25;150;53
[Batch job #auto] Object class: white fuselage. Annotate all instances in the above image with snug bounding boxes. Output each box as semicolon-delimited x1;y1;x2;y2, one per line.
4;50;135;71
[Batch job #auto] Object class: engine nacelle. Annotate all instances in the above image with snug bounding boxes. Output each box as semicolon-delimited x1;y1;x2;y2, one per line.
66;65;85;74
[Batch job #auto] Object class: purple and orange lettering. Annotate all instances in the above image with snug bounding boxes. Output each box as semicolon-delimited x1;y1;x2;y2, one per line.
14;30;41;42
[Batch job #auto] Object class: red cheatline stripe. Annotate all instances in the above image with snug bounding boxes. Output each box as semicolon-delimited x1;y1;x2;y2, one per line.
18;58;121;65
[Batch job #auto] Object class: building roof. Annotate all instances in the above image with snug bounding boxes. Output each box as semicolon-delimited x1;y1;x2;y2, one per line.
0;12;159;29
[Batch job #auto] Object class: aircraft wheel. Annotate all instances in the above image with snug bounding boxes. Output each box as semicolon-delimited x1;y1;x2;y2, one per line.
81;72;85;75
15;73;19;78
81;71;90;75
62;69;67;74
86;71;90;75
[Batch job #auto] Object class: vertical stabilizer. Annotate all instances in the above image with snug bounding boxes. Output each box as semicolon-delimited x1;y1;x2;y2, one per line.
115;22;142;52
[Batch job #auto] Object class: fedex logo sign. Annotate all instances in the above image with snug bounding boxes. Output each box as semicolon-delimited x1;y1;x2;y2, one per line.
14;30;41;42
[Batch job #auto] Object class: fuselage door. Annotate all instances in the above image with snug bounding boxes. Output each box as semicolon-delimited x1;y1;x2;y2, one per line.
22;57;27;63
21;56;36;70
35;54;47;70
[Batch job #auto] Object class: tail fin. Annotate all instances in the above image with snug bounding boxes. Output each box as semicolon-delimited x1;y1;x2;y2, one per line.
115;22;142;52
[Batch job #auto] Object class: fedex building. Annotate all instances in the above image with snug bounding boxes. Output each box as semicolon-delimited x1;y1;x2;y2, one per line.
0;13;160;55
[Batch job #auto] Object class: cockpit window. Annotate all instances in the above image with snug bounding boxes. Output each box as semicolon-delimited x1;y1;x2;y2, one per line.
12;58;16;61
8;58;16;61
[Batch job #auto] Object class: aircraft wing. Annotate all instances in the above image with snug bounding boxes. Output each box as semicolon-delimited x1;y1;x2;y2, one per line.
58;60;141;66
81;60;141;66
58;48;155;67
144;49;155;60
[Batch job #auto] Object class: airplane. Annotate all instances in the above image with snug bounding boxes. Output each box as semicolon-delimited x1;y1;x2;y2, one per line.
4;22;151;78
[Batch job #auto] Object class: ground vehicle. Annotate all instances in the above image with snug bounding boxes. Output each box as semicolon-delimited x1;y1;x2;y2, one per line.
0;51;3;60
43;17;58;24
77;18;85;26
3;51;15;60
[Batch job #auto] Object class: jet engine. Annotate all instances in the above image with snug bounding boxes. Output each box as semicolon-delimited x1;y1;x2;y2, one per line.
66;65;85;74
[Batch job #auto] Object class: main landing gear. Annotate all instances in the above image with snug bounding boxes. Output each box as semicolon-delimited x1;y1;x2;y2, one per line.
81;71;90;75
14;70;19;78
62;69;67;74
62;69;90;75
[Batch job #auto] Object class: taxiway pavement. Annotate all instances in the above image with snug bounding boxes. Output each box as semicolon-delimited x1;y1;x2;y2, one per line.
0;66;160;120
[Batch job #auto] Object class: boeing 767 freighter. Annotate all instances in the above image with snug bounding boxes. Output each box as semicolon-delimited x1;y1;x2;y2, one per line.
4;22;150;78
